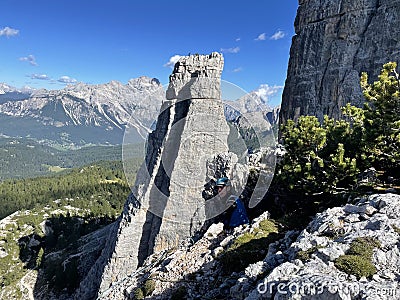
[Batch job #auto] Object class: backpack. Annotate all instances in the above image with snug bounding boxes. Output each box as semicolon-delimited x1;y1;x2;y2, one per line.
228;197;250;228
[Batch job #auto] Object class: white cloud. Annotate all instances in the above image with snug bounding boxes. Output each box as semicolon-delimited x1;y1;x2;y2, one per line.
30;74;50;80
235;37;241;42
58;76;77;84
19;55;38;66
270;30;285;40
233;67;243;73
0;26;19;37
255;33;267;41
164;55;182;68
254;84;284;103
220;47;240;54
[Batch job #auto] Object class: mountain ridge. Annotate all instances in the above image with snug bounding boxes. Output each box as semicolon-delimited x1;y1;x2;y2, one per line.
0;78;279;148
0;77;164;147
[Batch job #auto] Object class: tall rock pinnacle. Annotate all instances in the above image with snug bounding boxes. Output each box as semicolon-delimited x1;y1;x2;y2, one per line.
132;52;229;265
77;52;231;298
280;0;400;124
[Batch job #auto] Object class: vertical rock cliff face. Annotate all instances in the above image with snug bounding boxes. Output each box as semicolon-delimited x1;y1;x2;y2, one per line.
132;52;229;264
280;0;400;123
77;53;230;299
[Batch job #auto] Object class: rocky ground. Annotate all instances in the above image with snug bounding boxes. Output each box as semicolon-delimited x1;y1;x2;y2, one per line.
244;193;400;300
0;198;112;300
94;193;400;300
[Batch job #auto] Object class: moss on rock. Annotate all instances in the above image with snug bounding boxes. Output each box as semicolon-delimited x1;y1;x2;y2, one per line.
334;236;380;279
335;255;377;279
220;219;280;273
142;279;156;296
296;246;320;262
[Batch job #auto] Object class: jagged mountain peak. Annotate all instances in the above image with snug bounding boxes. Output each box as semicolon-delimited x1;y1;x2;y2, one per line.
0;83;13;94
0;83;34;95
223;84;281;129
235;90;271;112
0;76;165;147
127;76;161;87
31;76;162;101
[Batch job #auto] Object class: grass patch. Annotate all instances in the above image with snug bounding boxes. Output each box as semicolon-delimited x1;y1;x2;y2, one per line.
334;237;380;279
142;279;156;296
133;288;144;300
296;246;320;262
132;278;156;299
346;237;380;257
335;255;377;279
220;219;281;273
45;165;68;173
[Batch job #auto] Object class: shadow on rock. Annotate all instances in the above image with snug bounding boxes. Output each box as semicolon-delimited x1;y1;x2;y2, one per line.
18;213;115;299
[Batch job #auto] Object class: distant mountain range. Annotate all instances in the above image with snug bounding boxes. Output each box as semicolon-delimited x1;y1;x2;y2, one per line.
224;89;280;149
0;83;35;94
0;79;279;148
0;84;33;104
0;77;164;147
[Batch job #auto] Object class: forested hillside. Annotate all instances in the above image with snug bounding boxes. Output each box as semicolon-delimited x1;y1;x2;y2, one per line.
0;137;144;180
0;160;142;219
0;159;141;297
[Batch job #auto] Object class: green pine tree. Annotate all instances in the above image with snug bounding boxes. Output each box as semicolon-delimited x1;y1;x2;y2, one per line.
361;62;400;174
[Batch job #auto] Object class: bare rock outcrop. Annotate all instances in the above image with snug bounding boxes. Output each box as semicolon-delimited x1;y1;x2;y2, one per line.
94;212;272;300
242;194;400;299
95;194;400;300
93;194;400;300
280;0;400;123
76;53;232;299
69;154;399;300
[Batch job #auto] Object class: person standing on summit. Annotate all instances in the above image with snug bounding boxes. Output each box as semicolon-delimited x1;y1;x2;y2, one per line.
215;177;249;229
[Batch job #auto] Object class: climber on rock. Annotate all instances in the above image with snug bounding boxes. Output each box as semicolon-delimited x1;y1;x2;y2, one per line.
215;177;249;229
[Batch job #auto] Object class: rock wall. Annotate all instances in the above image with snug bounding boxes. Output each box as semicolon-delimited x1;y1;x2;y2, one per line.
280;0;400;123
76;53;231;299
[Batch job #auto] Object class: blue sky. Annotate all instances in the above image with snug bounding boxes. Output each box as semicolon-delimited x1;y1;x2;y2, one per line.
0;0;298;106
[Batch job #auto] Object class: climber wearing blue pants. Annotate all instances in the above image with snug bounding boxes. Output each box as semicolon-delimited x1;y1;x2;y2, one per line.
215;177;250;229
